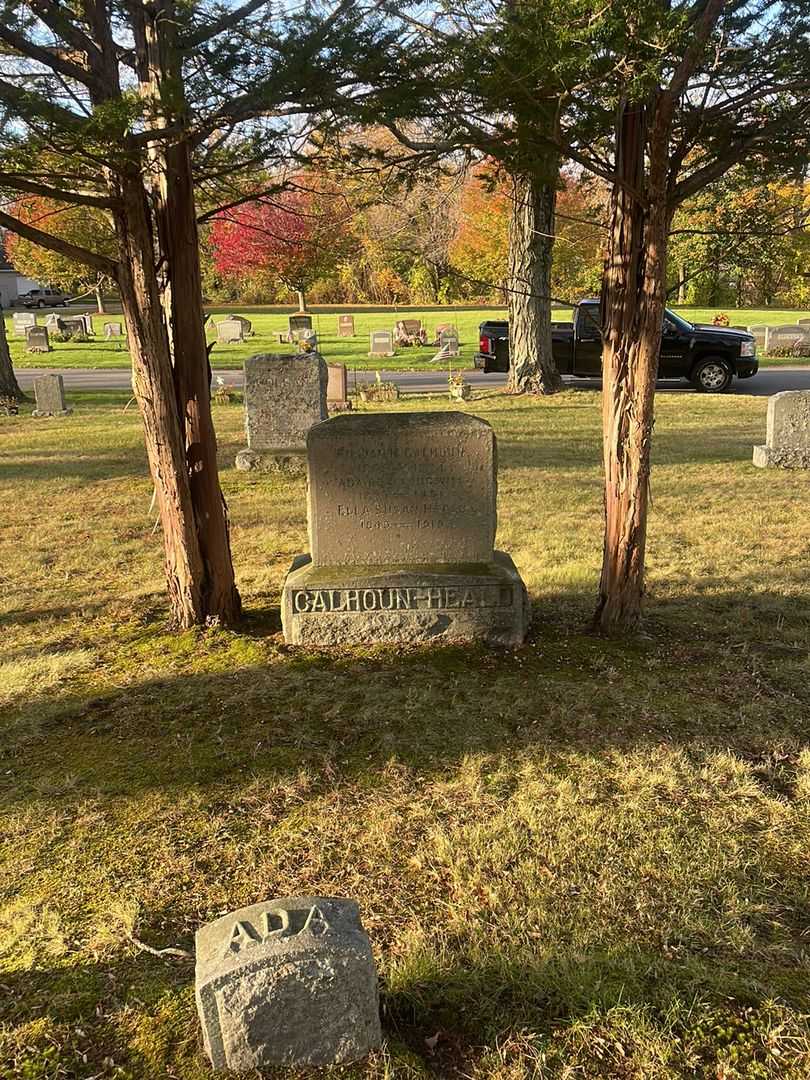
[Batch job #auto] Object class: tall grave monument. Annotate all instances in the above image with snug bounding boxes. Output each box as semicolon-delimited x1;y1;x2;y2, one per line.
282;412;529;645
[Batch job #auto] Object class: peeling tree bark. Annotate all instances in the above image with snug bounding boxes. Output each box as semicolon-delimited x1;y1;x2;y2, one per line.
595;100;672;633
507;169;562;395
0;308;27;401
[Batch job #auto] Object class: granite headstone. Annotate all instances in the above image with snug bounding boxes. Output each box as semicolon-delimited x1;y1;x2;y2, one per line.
753;390;810;468
195;896;381;1071
282;412;529;645
368;330;394;357
32;373;70;416
235;353;327;472
327;363;351;411
25;326;50;354
338;314;355;337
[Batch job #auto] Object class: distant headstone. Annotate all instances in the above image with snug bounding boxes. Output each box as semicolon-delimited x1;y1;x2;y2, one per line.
439;327;460;357
235;353;327;472
104;322;122;338
217;318;245;344
766;324;810;352
282;412;529;645
60;316;86;338
13;312;35;336
45;313;62;331
232;315;253;336
799;318;810;328
195;896;381;1071
753;390;810;469
79;314;95;334
369;330;394;357
288;314;313;341
747;324;768;348
32;373;71;417
327;363;351;411
25;326;50;354
338;314;355;337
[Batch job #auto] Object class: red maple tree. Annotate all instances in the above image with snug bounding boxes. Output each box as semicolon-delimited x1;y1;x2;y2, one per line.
210;186;350;309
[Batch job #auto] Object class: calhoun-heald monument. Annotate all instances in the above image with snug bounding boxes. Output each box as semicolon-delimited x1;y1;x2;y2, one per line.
281;412;528;645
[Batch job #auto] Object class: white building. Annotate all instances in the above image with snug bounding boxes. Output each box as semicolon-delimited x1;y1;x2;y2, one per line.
0;235;40;307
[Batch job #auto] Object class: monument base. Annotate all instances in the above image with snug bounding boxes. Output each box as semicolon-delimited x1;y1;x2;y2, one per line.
235;447;307;474
32;408;72;418
282;551;529;646
753;444;810;469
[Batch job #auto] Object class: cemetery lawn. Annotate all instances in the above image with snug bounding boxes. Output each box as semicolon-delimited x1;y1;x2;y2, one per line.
7;305;810;371
3;388;810;1079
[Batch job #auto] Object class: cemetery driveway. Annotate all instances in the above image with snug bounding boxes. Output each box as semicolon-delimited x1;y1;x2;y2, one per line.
14;365;810;397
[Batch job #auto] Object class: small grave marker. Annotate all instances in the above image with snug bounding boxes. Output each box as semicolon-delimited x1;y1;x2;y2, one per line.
25;326;50;354
288;314;313;341
195;896;381;1070
368;330;394;357
32;373;71;416
338;314;355;337
753;390;810;469
327;363;351;411
217;318;245;344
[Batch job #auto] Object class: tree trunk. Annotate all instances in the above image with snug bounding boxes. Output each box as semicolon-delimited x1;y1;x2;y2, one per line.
296;289;307;312
677;264;687;303
595;100;670;633
507;169;562;394
113;168;208;628
95;283;106;314
0;308;27;401
143;0;241;626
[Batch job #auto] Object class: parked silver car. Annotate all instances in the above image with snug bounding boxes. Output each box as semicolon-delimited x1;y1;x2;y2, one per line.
18;287;69;308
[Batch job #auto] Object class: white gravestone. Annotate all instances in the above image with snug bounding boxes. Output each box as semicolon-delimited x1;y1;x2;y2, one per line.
217;318;245;344
13;312;36;336
195;896;381;1071
368;330;394;357
753;390;810;469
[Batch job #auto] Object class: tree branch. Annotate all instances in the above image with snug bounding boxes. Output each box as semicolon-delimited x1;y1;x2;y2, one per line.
0;24;100;91
181;0;269;49
0;207;118;276
0;174;115;208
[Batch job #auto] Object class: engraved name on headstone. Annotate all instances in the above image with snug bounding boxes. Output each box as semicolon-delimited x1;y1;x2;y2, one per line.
308;413;496;566
195;896;381;1071
753;390;810;469
282;412;528;645
369;330;394;357
32;373;70;416
25;326;50;353
235;352;327;471
338;314;355;337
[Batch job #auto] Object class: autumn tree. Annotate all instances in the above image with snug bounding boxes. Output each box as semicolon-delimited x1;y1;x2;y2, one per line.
5;197;116;312
0;0;387;628
210;182;352;311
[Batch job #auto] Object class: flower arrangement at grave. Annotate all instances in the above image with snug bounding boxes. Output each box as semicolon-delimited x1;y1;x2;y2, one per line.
448;372;472;400
712;313;731;326
357;370;400;402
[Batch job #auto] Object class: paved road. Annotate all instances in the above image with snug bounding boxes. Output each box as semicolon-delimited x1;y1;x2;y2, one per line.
14;365;810;397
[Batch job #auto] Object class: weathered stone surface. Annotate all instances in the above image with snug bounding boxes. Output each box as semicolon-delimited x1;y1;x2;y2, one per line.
195;896;380;1070
281;412;528;646
369;330;394;356
282;551;529;646
753;390;810;468
307;413;496;566
13;312;35;336
327;363;351;410
104;322;122;337
288;314;313;341
25;326;50;354
217;318;244;343
338;314;355;337
235;353;327;471
32;373;70;416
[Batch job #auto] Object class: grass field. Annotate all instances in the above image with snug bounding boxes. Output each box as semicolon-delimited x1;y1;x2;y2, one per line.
6;304;810;371
2;388;810;1078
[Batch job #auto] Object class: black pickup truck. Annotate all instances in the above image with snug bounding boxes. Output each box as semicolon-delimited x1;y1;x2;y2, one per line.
474;299;758;392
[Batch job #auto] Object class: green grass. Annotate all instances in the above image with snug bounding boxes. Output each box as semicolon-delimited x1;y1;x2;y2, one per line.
7;304;810;371
3;389;810;1078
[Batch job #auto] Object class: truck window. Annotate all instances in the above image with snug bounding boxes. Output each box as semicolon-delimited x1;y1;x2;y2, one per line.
578;304;602;339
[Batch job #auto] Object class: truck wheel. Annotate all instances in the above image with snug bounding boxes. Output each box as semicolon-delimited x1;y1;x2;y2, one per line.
691;358;732;393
